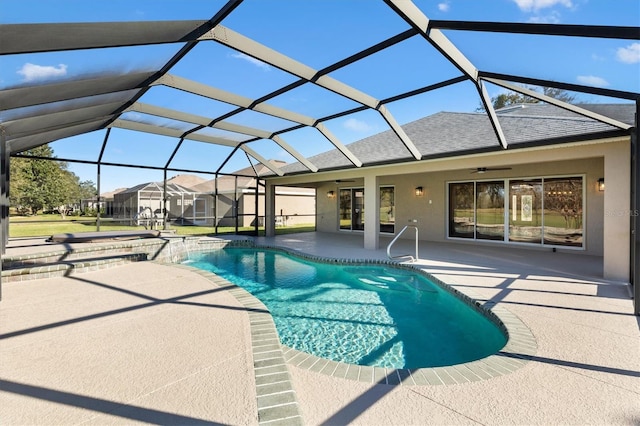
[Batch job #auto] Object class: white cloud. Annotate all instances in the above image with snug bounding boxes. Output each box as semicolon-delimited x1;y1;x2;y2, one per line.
230;52;270;70
526;11;561;23
17;63;68;82
343;118;372;132
576;75;609;87
438;2;450;12
512;0;572;12
616;42;640;64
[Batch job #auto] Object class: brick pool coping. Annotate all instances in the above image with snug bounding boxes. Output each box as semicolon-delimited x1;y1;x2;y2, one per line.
179;242;537;388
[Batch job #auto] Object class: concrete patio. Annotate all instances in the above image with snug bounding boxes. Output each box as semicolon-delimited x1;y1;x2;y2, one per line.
1;232;638;425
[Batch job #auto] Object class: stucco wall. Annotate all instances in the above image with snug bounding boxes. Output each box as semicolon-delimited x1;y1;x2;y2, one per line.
308;140;636;257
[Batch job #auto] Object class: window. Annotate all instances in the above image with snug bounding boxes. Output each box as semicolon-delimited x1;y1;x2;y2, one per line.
448;176;583;248
380;186;395;233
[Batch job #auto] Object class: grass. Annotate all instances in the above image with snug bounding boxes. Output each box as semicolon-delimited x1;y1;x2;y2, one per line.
8;215;315;238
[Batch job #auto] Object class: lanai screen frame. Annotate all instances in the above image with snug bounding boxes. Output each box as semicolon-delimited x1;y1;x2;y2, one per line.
0;0;638;312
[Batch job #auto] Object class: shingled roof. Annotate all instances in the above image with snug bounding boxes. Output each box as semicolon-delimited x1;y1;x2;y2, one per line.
279;103;635;174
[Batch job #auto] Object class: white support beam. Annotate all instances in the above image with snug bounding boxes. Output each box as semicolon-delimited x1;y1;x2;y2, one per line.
203;25;382;110
252;103;315;126
428;30;479;81
271;135;318;172
377;104;422;159
314;75;379;109
478;81;508;149
155;74;365;168
199;26;317;80
110;119;240;147
213;121;271;139
154;74;253;108
386;1;505;149
129;102;317;172
315;123;363;167
241;146;284;176
128;102;211;127
385;0;478;80
483;77;633;130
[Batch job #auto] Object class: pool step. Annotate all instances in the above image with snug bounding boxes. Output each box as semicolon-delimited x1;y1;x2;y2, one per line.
1;252;149;282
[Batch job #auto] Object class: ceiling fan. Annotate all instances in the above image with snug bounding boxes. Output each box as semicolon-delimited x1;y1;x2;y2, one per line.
471;167;512;174
334;179;355;183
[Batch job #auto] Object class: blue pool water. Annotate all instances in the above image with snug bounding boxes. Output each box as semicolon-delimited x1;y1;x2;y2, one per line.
187;248;507;369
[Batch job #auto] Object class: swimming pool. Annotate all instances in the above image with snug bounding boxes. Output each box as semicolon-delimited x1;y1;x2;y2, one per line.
186;247;507;369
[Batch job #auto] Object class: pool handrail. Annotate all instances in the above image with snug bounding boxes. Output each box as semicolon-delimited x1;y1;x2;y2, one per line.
387;224;418;262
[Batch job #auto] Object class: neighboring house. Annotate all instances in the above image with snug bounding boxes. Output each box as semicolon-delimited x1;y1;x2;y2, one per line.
265;103;635;284
107;165;315;228
99;188;127;216
112;181;197;226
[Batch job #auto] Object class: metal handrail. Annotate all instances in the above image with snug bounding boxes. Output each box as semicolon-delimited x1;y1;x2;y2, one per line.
386;224;419;262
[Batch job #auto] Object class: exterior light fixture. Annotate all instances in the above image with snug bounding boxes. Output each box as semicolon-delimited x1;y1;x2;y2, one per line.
415;186;424;197
327;190;335;199
598;178;605;192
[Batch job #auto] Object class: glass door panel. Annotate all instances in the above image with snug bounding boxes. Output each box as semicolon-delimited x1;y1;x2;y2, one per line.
352;189;365;231
509;179;542;243
449;182;474;238
380;186;395;233
476;181;505;240
543;177;583;247
339;189;351;230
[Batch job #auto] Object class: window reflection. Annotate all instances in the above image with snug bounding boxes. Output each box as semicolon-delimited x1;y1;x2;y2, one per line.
449;182;474;238
476;181;504;240
380;186;395;233
509;179;542;244
543;178;583;246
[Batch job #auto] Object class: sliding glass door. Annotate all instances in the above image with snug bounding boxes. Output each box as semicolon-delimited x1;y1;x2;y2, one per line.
448;176;583;248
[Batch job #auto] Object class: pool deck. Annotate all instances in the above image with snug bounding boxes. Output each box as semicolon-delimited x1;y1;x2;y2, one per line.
1;232;639;425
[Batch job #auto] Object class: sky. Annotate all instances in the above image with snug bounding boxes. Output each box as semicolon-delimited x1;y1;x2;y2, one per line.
1;0;639;193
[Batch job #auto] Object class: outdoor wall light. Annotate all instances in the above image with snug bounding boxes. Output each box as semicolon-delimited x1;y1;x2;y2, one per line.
598;178;605;192
415;186;424;197
327;190;336;199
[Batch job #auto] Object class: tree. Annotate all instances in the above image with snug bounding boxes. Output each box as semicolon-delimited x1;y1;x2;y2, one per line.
477;86;577;111
9;145;89;217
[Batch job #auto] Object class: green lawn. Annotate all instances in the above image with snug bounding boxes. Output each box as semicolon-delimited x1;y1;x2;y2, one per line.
8;215;315;238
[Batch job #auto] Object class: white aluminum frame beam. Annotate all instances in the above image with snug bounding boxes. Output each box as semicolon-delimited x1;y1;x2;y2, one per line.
154;74;362;167
110;119;284;176
385;0;508;149
110;119;239;147
127;102;319;172
0;21;207;55
199;25;422;160
483;77;633;130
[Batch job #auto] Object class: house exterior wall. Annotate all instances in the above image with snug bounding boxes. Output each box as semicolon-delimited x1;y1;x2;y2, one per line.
272;137;630;282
